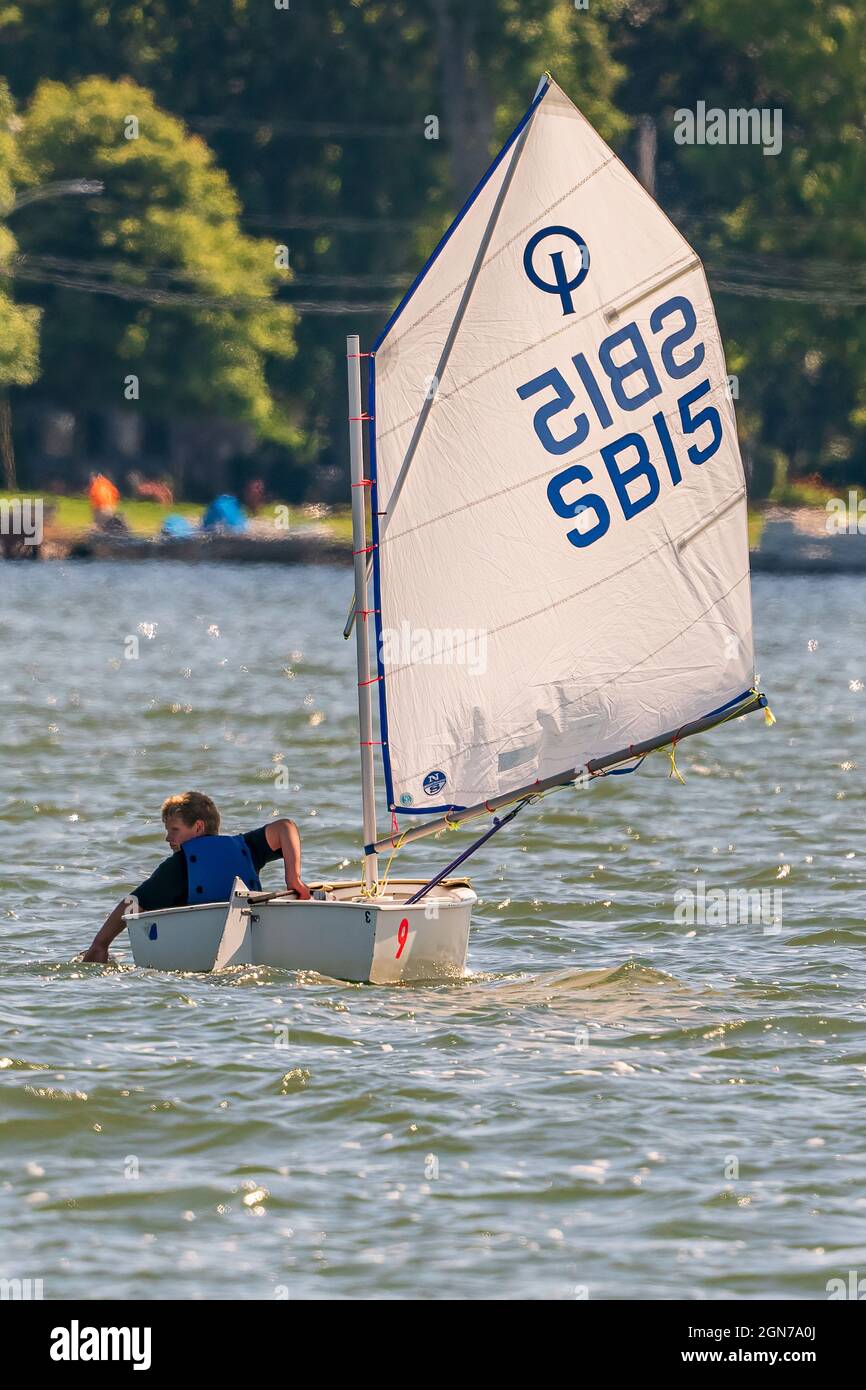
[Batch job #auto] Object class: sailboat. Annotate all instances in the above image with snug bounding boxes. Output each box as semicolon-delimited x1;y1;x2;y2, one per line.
127;75;770;981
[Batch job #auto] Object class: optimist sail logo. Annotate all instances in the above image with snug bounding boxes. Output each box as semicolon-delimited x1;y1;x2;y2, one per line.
523;226;590;314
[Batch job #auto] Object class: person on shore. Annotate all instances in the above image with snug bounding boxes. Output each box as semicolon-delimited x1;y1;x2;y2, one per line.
82;791;310;963
127;470;173;506
87;472;119;522
243;477;266;513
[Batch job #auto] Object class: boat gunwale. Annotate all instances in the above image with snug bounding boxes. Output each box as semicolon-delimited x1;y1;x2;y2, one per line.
124;878;476;921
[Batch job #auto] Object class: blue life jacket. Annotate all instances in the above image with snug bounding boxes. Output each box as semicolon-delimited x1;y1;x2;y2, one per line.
182;834;261;904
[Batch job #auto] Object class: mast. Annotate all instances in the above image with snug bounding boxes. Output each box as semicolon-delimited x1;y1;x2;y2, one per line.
346;334;378;888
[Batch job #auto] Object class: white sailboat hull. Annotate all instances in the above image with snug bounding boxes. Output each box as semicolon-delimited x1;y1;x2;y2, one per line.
125;880;475;983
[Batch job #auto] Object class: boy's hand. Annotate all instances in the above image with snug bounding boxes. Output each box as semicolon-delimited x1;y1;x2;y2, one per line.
266;819;311;900
82;942;110;964
81;898;128;962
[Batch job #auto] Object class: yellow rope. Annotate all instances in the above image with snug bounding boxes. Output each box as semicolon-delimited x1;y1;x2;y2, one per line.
378;829;408;893
601;690;774;785
751;685;776;726
667;741;685;784
359;826;409;898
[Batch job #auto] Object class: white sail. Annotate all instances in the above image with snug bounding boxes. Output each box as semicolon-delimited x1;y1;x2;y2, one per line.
370;76;755;815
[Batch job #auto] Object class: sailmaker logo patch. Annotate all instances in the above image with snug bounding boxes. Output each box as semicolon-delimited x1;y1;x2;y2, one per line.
422;770;447;797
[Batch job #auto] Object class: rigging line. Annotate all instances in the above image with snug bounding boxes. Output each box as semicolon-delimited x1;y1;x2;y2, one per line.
405;798;532;904
359;814;406;899
374;823;411;896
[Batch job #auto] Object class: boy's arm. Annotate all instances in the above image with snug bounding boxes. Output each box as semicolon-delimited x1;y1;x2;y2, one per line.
82;897;132;962
265;819;311;898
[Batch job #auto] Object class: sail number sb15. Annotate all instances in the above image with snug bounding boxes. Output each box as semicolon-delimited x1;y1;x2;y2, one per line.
516;293;721;548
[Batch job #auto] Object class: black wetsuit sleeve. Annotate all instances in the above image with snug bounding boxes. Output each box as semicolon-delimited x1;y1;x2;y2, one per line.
132;853;188;912
243;827;284;874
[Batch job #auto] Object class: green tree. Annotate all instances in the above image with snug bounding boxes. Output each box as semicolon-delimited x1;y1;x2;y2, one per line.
0;79;41;485
14;76;300;444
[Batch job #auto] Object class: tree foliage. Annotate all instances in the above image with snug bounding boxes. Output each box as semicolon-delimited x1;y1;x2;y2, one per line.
0;80;40;388
14;76;299;441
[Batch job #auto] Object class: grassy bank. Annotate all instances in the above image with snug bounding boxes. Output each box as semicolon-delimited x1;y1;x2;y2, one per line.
0;491;355;543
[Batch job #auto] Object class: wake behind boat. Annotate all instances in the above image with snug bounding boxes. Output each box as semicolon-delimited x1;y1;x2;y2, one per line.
128;73;771;981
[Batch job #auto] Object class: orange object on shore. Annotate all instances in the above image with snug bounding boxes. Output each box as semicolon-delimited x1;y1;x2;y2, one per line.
88;474;119;513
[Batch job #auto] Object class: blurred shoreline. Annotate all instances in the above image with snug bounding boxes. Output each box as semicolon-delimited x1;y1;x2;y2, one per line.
4;496;866;570
0;492;354;563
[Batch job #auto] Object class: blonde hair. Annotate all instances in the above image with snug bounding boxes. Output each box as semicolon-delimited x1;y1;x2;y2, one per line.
161;791;220;835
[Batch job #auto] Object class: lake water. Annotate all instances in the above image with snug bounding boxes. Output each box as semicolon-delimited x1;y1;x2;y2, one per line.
1;562;864;1300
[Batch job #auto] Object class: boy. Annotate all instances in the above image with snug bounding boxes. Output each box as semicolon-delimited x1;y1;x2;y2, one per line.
82;791;310;963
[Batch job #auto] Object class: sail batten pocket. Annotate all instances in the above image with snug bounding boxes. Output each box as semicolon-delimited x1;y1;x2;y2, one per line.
604;256;701;323
676;488;746;553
